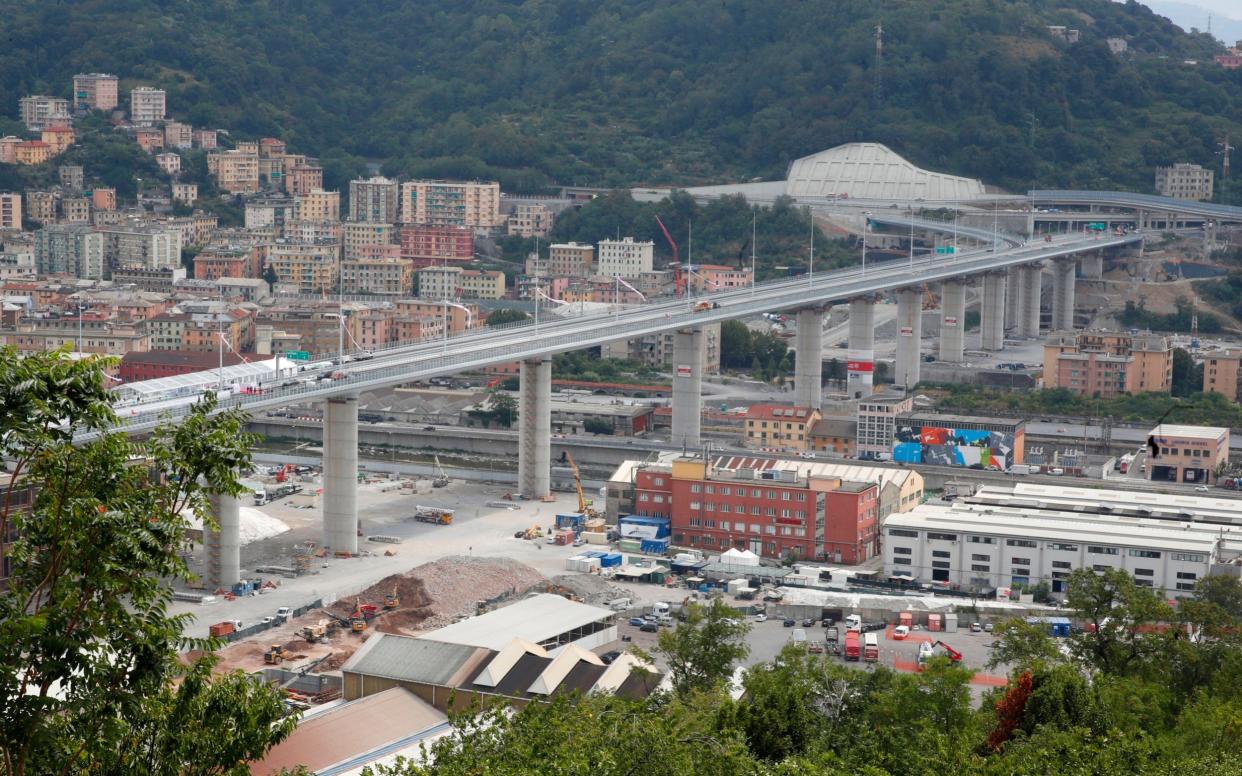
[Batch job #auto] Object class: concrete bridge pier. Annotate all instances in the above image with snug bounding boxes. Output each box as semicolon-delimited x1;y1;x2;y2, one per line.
980;272;1006;352
794;308;825;410
1080;252;1104;279
1051;259;1076;331
671;329;704;448
938;280;966;363
1004;266;1021;330
204;490;241;589
847;298;875;399
323;394;359;555
894;288;923;390
1018;265;1043;339
518;357;552;498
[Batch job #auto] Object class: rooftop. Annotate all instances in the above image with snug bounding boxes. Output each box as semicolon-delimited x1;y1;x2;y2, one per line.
970;483;1242;526
340;634;490;685
1150;424;1228;440
418;593;614;652
746;404;816;422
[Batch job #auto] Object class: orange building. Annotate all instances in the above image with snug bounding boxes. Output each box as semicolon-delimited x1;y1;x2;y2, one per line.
40;126;75;154
743;404;822;452
1203;350;1242;402
1042;331;1171;397
14;141;52;165
92;188;117;211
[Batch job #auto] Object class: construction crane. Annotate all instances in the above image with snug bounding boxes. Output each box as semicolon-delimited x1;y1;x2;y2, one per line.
431;455;449;488
565;452;599;519
655;215;684;297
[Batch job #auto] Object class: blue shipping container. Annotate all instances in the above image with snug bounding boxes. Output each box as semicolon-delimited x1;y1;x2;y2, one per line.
640;537;670;555
619;515;671;539
556;514;586;528
600;552;623;568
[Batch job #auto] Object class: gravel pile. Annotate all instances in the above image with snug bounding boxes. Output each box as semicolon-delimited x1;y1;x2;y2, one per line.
548;574;631;606
416;555;546;629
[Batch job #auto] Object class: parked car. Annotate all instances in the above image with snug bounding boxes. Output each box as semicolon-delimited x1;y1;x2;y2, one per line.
893;625;910;640
783;618;796;628
1195;485;1210;492
628;617;645;627
572;537;587;547
984;623;994;633
802;617;815;627
808;641;825;654
639;622;659;633
275;607;292;621
600;650;622;665
754;613;768;622
970;622;983;633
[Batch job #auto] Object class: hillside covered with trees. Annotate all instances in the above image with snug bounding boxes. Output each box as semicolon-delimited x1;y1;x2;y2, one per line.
2;0;1241;198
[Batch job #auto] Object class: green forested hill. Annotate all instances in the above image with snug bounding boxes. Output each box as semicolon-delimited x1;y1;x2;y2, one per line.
2;0;1241;197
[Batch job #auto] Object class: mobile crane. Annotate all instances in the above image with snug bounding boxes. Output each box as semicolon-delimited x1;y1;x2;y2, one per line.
565;452;599;519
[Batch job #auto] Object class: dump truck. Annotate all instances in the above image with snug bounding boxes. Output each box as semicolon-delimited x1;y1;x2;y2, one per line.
413;505;454;525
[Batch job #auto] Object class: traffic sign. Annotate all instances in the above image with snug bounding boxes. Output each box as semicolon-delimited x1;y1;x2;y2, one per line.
935;246;956;254
286;350;310;361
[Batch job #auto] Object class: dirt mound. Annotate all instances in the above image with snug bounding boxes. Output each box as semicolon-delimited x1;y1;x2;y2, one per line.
314;651;352;672
328;573;434;619
375;606;435;635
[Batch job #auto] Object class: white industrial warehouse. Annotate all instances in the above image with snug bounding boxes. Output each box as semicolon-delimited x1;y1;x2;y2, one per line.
883;484;1242;597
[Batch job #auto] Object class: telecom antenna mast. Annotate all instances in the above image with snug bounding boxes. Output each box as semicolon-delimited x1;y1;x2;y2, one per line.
1220;134;1233;179
873;22;884;107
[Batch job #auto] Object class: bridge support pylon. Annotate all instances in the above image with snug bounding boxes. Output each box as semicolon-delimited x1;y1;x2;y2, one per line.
794;308;825;410
518;357;552;498
1051;259;1076;331
671;329;704;448
204;490;241;589
980;272;1006;352
894;288;922;390
847;298;875;399
938;280;966;363
1018;265;1043;339
1004;266;1021;331
323;394;359;555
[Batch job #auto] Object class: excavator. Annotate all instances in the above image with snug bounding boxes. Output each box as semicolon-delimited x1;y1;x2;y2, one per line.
431;456;449;488
565;452;599;519
384;586;400;609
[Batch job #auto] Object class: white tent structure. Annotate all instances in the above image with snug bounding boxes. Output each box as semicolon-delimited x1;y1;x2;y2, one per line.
784;142;986;201
720;548;761;567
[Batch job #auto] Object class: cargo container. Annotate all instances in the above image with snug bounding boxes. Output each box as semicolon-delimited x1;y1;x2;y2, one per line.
618;515;671;540
600;552;623;568
555;514;586;530
618;539;642;553
554;530;575;546
863;632;879;662
899;611;913;629
209;621;235;638
944;613;958;633
844;631;861;661
640;537;670;555
581;531;608;545
928;613;942;632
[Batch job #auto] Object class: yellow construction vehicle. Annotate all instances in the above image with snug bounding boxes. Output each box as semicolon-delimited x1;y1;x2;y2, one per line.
566;452;600;519
301;621;327;643
384;587;399;609
264;644;287;665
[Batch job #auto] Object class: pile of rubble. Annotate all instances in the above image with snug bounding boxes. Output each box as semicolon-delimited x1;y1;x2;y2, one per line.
548;574;631;607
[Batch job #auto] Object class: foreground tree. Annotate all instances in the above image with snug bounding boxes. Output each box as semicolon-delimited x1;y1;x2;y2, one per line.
656;598;751;697
0;348;294;775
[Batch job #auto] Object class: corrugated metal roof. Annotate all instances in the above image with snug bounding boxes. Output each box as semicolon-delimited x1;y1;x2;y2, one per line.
420;594;613;652
340;633;486;685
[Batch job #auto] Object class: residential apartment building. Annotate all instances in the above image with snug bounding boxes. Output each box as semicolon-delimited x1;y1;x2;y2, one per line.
348;177;400;223
744;405;822;452
0;194;20;231
399;180;502;231
1203;350;1242;402
689;264;753;292
399;225;473;266
99;225;183;272
192;129;218;150
59;165;84;190
883;496;1236;598
129;86;166;125
293;189;341;223
134;127;164;153
14;141;53;166
342;222;397;261
207;150;260;194
341;257;414;296
631;456;880;563
286;164;323;196
601;322;722;374
1154;163;1213;201
35;225;106;278
1146;424;1229;485
0;137;20;164
172;183;198;205
72;73;119;112
40;127;75;154
245;197;295;230
282;220;341;244
548;242;594;277
155;152;181;176
855;392;913;458
2;317;148;356
596;237;654;279
395;298;479;334
265;242;341;294
416;265;461;300
60;197;91;225
1042;331;1171;396
507;202;553;237
18;96;71;131
25;191;58;224
92;188;116;212
193;245;261;281
460;269;505;299
809;418;856;457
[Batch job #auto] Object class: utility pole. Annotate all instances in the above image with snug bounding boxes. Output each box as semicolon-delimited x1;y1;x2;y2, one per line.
1220;133;1233;179
873;21;884;108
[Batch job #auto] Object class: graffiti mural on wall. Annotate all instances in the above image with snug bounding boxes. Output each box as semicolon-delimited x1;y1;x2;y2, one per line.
892;424;1016;469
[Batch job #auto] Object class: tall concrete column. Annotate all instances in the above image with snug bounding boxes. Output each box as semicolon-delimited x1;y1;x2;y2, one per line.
204;491;241;589
980;273;1006;352
894;288;922;390
1051;259;1076;331
847;298;875;399
671;328;704;447
1019;265;1043;338
518;357;552;498
1005;266;1021;330
938;280;966;363
323;394;359;555
794;308;824;410
1080;252;1104;279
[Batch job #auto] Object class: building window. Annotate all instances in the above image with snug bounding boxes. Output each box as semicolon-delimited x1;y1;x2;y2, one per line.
1134;568;1154;576
751;524;760;534
1128;549;1161;559
971;564;990;572
751;506;761;515
752;489;761;498
719;487;730;496
1088;546;1119;556
638;493;649;502
782;492;791;501
889;528;918;538
1092;564;1113;572
705;485;714;494
1176;572;1198;581
765;525;775;535
653;495;664;504
689;502;701;511
689;517;700;527
1176;582;1196;591
705;503;715;512
968;536;995;545
892;557;912;565
1010;557;1030;566
1048;543;1078;551
927;532;958;541
971;553;990;561
1052;561;1072;569
932;561;951;569
795;527;806;537
780;526;792;536
932;550;951;559
690;484;701;493
1173;553;1205;563
1006;539;1037;548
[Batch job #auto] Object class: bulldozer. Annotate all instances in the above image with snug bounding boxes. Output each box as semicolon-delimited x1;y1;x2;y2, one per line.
264;644;288;665
384;587;400;609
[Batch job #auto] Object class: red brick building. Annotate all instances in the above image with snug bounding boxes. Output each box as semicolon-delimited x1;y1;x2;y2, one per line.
631;457;879;564
399;225;473;268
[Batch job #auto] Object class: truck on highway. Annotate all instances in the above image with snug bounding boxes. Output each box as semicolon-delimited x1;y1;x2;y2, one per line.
843;630;861;661
413;505;454;525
